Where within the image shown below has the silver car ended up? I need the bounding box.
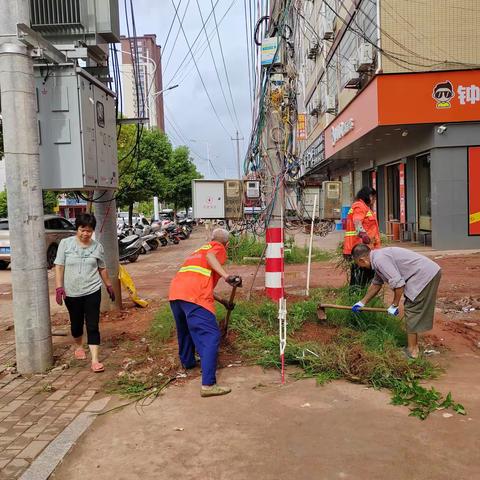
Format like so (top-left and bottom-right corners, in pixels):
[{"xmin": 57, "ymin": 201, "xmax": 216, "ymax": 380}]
[{"xmin": 0, "ymin": 214, "xmax": 76, "ymax": 270}]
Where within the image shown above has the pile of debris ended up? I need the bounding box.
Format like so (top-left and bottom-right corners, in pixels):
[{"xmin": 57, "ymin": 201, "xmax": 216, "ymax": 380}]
[{"xmin": 438, "ymin": 296, "xmax": 480, "ymax": 314}]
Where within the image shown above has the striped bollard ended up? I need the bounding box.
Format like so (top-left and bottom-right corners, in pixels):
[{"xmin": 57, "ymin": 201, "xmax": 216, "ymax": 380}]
[{"xmin": 265, "ymin": 227, "xmax": 284, "ymax": 300}]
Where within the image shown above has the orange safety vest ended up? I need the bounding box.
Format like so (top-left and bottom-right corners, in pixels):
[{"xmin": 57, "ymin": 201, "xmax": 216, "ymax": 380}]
[
  {"xmin": 343, "ymin": 200, "xmax": 381, "ymax": 255},
  {"xmin": 169, "ymin": 241, "xmax": 227, "ymax": 314}
]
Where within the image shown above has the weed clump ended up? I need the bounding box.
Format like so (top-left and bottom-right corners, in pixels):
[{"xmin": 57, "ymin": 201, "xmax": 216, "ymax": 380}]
[
  {"xmin": 227, "ymin": 234, "xmax": 333, "ymax": 264},
  {"xmin": 229, "ymin": 287, "xmax": 465, "ymax": 420}
]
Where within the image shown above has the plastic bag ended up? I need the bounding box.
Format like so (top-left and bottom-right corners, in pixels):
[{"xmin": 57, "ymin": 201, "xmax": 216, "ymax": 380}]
[{"xmin": 118, "ymin": 264, "xmax": 149, "ymax": 308}]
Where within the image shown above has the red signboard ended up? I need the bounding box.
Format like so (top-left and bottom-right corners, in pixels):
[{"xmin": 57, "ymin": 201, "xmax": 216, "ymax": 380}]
[
  {"xmin": 297, "ymin": 113, "xmax": 307, "ymax": 141},
  {"xmin": 399, "ymin": 163, "xmax": 406, "ymax": 224},
  {"xmin": 468, "ymin": 147, "xmax": 480, "ymax": 236}
]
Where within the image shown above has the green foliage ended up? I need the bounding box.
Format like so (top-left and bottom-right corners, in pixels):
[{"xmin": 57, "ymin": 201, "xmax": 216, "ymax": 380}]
[
  {"xmin": 227, "ymin": 234, "xmax": 333, "ymax": 264},
  {"xmin": 0, "ymin": 191, "xmax": 7, "ymax": 217},
  {"xmin": 0, "ymin": 190, "xmax": 58, "ymax": 217},
  {"xmin": 117, "ymin": 127, "xmax": 171, "ymax": 214},
  {"xmin": 158, "ymin": 146, "xmax": 202, "ymax": 211},
  {"xmin": 42, "ymin": 191, "xmax": 58, "ymax": 213},
  {"xmin": 391, "ymin": 378, "xmax": 466, "ymax": 420},
  {"xmin": 227, "ymin": 288, "xmax": 465, "ymax": 420},
  {"xmin": 148, "ymin": 305, "xmax": 175, "ymax": 347}
]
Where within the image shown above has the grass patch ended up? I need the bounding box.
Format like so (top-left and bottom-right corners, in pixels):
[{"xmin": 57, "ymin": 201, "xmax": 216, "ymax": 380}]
[
  {"xmin": 228, "ymin": 287, "xmax": 465, "ymax": 420},
  {"xmin": 148, "ymin": 305, "xmax": 176, "ymax": 347},
  {"xmin": 228, "ymin": 234, "xmax": 333, "ymax": 264}
]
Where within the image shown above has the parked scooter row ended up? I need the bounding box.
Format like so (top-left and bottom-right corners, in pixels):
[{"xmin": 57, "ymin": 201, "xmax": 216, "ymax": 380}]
[{"xmin": 116, "ymin": 217, "xmax": 196, "ymax": 263}]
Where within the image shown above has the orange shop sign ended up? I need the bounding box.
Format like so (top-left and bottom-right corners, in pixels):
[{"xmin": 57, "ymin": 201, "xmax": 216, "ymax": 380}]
[
  {"xmin": 378, "ymin": 70, "xmax": 480, "ymax": 125},
  {"xmin": 297, "ymin": 114, "xmax": 307, "ymax": 140}
]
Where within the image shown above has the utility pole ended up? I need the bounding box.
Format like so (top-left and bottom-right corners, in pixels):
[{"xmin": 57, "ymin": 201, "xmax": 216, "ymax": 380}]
[
  {"xmin": 0, "ymin": 0, "xmax": 53, "ymax": 372},
  {"xmin": 94, "ymin": 190, "xmax": 122, "ymax": 312},
  {"xmin": 231, "ymin": 130, "xmax": 244, "ymax": 180}
]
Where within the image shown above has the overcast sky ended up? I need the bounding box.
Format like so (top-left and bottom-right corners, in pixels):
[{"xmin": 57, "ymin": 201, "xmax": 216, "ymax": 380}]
[{"xmin": 119, "ymin": 0, "xmax": 253, "ymax": 179}]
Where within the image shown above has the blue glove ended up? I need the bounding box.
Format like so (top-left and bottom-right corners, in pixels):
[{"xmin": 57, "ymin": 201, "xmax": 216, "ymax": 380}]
[
  {"xmin": 387, "ymin": 305, "xmax": 399, "ymax": 316},
  {"xmin": 352, "ymin": 301, "xmax": 365, "ymax": 313}
]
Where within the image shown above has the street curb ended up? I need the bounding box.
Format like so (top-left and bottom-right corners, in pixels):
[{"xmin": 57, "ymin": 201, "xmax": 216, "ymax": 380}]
[{"xmin": 18, "ymin": 396, "xmax": 111, "ymax": 480}]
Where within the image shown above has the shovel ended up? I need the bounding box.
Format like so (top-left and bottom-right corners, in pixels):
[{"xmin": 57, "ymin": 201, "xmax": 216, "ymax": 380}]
[
  {"xmin": 317, "ymin": 303, "xmax": 389, "ymax": 321},
  {"xmin": 216, "ymin": 283, "xmax": 240, "ymax": 338}
]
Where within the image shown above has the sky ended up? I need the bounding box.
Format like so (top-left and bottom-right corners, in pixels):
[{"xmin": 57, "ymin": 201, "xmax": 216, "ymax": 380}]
[{"xmin": 119, "ymin": 0, "xmax": 253, "ymax": 179}]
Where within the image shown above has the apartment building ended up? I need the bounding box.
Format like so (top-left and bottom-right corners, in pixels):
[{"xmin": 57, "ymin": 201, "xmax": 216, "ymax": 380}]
[
  {"xmin": 296, "ymin": 0, "xmax": 480, "ymax": 249},
  {"xmin": 120, "ymin": 34, "xmax": 165, "ymax": 131}
]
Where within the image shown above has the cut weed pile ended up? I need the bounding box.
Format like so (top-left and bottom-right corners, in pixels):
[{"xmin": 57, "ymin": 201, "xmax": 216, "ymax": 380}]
[
  {"xmin": 228, "ymin": 287, "xmax": 465, "ymax": 420},
  {"xmin": 228, "ymin": 234, "xmax": 333, "ymax": 264}
]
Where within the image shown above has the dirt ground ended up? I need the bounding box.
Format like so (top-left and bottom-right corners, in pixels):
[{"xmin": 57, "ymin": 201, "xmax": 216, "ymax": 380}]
[{"xmin": 2, "ymin": 231, "xmax": 480, "ymax": 478}]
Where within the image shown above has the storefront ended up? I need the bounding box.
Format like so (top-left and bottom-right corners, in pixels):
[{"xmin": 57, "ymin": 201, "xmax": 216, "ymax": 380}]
[{"xmin": 304, "ymin": 69, "xmax": 480, "ymax": 250}]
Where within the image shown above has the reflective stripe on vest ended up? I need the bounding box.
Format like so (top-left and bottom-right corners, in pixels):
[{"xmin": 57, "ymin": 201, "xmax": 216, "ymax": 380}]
[
  {"xmin": 365, "ymin": 211, "xmax": 373, "ymax": 218},
  {"xmin": 178, "ymin": 265, "xmax": 212, "ymax": 277},
  {"xmin": 345, "ymin": 231, "xmax": 357, "ymax": 237},
  {"xmin": 195, "ymin": 244, "xmax": 213, "ymax": 252}
]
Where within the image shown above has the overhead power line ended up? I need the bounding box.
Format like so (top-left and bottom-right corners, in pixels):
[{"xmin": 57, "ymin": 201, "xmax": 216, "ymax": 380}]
[
  {"xmin": 170, "ymin": 0, "xmax": 233, "ymax": 137},
  {"xmin": 195, "ymin": 0, "xmax": 239, "ymax": 133}
]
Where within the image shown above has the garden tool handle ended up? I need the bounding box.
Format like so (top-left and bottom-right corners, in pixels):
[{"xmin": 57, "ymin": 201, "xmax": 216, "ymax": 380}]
[{"xmin": 318, "ymin": 303, "xmax": 388, "ymax": 313}]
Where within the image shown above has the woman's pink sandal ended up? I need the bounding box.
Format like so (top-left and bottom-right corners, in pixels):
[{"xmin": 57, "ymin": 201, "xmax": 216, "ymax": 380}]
[
  {"xmin": 74, "ymin": 348, "xmax": 87, "ymax": 360},
  {"xmin": 91, "ymin": 362, "xmax": 105, "ymax": 373}
]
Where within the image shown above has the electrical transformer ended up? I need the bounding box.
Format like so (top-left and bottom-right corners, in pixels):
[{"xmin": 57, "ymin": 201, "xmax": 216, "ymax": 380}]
[{"xmin": 35, "ymin": 65, "xmax": 118, "ymax": 190}]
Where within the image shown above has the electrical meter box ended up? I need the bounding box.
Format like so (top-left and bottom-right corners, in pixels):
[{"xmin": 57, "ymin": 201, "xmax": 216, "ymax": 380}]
[
  {"xmin": 224, "ymin": 180, "xmax": 243, "ymax": 220},
  {"xmin": 319, "ymin": 181, "xmax": 342, "ymax": 219},
  {"xmin": 192, "ymin": 180, "xmax": 225, "ymax": 219},
  {"xmin": 245, "ymin": 180, "xmax": 261, "ymax": 199},
  {"xmin": 303, "ymin": 187, "xmax": 320, "ymax": 219},
  {"xmin": 35, "ymin": 65, "xmax": 118, "ymax": 190}
]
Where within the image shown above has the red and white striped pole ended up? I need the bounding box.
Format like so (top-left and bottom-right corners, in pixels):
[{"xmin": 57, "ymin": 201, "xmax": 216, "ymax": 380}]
[{"xmin": 265, "ymin": 226, "xmax": 284, "ymax": 300}]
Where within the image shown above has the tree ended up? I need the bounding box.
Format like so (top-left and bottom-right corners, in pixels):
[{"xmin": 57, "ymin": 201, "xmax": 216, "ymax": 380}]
[
  {"xmin": 117, "ymin": 126, "xmax": 172, "ymax": 224},
  {"xmin": 0, "ymin": 191, "xmax": 7, "ymax": 218},
  {"xmin": 0, "ymin": 190, "xmax": 58, "ymax": 217},
  {"xmin": 159, "ymin": 146, "xmax": 202, "ymax": 213}
]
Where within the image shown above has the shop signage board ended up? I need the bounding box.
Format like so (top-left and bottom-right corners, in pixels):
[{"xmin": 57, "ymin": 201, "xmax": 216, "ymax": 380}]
[
  {"xmin": 468, "ymin": 147, "xmax": 480, "ymax": 236},
  {"xmin": 324, "ymin": 69, "xmax": 480, "ymax": 159},
  {"xmin": 302, "ymin": 133, "xmax": 325, "ymax": 173},
  {"xmin": 297, "ymin": 113, "xmax": 307, "ymax": 140}
]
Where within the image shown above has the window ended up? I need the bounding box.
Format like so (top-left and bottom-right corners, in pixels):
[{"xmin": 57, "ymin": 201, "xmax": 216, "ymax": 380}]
[
  {"xmin": 45, "ymin": 218, "xmax": 64, "ymax": 230},
  {"xmin": 0, "ymin": 221, "xmax": 9, "ymax": 230},
  {"xmin": 59, "ymin": 219, "xmax": 75, "ymax": 230}
]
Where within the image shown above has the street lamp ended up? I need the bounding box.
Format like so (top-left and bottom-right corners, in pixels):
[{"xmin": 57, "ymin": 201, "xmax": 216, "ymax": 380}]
[{"xmin": 151, "ymin": 84, "xmax": 179, "ymax": 99}]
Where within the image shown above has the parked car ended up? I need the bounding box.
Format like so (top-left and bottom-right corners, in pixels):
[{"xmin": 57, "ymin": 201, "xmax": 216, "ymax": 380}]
[{"xmin": 0, "ymin": 214, "xmax": 76, "ymax": 270}]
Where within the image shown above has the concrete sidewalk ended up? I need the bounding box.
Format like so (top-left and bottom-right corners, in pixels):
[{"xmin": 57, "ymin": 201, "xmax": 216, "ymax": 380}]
[{"xmin": 0, "ymin": 330, "xmax": 111, "ymax": 479}]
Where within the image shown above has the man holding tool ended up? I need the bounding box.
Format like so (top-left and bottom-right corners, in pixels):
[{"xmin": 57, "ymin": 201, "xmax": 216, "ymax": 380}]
[
  {"xmin": 169, "ymin": 228, "xmax": 242, "ymax": 397},
  {"xmin": 350, "ymin": 244, "xmax": 441, "ymax": 359}
]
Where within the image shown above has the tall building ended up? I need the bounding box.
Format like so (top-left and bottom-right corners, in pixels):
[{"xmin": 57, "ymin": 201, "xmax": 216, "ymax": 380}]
[
  {"xmin": 295, "ymin": 0, "xmax": 480, "ymax": 250},
  {"xmin": 120, "ymin": 34, "xmax": 165, "ymax": 131}
]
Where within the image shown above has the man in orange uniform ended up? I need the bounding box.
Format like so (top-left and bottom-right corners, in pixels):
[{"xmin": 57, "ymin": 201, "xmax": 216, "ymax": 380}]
[
  {"xmin": 169, "ymin": 228, "xmax": 242, "ymax": 397},
  {"xmin": 343, "ymin": 186, "xmax": 381, "ymax": 286}
]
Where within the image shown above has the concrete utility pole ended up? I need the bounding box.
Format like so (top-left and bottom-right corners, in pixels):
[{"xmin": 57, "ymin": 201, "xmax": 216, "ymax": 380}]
[
  {"xmin": 231, "ymin": 130, "xmax": 244, "ymax": 180},
  {"xmin": 0, "ymin": 0, "xmax": 53, "ymax": 372},
  {"xmin": 94, "ymin": 190, "xmax": 122, "ymax": 312}
]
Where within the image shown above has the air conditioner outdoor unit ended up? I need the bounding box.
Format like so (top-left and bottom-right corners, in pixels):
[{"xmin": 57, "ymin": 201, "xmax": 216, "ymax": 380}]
[
  {"xmin": 322, "ymin": 17, "xmax": 335, "ymax": 40},
  {"xmin": 307, "ymin": 42, "xmax": 319, "ymax": 59},
  {"xmin": 344, "ymin": 59, "xmax": 361, "ymax": 89},
  {"xmin": 356, "ymin": 43, "xmax": 374, "ymax": 72},
  {"xmin": 326, "ymin": 94, "xmax": 336, "ymax": 114}
]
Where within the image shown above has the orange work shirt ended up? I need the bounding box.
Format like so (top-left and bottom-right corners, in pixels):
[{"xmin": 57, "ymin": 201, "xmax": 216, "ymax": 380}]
[
  {"xmin": 169, "ymin": 241, "xmax": 227, "ymax": 314},
  {"xmin": 343, "ymin": 200, "xmax": 381, "ymax": 254}
]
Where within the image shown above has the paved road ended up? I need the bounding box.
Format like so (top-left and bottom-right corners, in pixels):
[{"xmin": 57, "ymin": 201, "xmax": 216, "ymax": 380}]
[{"xmin": 51, "ymin": 356, "xmax": 480, "ymax": 480}]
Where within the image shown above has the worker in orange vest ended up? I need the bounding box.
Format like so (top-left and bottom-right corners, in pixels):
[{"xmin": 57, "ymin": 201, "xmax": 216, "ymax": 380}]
[
  {"xmin": 169, "ymin": 228, "xmax": 242, "ymax": 397},
  {"xmin": 343, "ymin": 186, "xmax": 381, "ymax": 287}
]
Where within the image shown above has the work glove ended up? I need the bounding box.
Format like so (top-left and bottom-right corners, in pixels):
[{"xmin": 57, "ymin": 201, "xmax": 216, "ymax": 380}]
[
  {"xmin": 225, "ymin": 275, "xmax": 242, "ymax": 287},
  {"xmin": 358, "ymin": 232, "xmax": 371, "ymax": 245},
  {"xmin": 387, "ymin": 305, "xmax": 399, "ymax": 316},
  {"xmin": 56, "ymin": 287, "xmax": 66, "ymax": 306},
  {"xmin": 106, "ymin": 285, "xmax": 116, "ymax": 302},
  {"xmin": 352, "ymin": 301, "xmax": 365, "ymax": 313}
]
